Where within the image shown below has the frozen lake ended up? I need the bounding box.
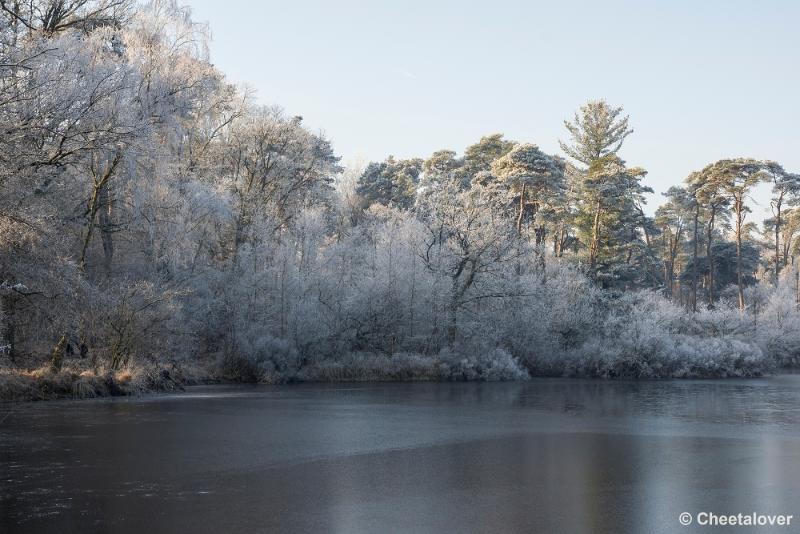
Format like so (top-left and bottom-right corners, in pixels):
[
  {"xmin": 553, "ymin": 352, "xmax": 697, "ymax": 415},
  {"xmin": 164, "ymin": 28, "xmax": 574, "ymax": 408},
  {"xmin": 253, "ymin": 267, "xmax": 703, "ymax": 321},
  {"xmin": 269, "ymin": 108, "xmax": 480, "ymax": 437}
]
[{"xmin": 3, "ymin": 378, "xmax": 800, "ymax": 533}]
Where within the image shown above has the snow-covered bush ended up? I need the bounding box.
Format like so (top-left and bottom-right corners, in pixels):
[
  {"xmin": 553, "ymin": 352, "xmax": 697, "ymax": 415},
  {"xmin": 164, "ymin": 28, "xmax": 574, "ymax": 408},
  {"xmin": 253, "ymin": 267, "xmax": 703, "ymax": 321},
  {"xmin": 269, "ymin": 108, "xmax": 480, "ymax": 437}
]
[
  {"xmin": 222, "ymin": 332, "xmax": 299, "ymax": 383},
  {"xmin": 298, "ymin": 348, "xmax": 528, "ymax": 382},
  {"xmin": 555, "ymin": 335, "xmax": 768, "ymax": 378},
  {"xmin": 754, "ymin": 286, "xmax": 800, "ymax": 366},
  {"xmin": 436, "ymin": 347, "xmax": 530, "ymax": 381},
  {"xmin": 521, "ymin": 286, "xmax": 774, "ymax": 378}
]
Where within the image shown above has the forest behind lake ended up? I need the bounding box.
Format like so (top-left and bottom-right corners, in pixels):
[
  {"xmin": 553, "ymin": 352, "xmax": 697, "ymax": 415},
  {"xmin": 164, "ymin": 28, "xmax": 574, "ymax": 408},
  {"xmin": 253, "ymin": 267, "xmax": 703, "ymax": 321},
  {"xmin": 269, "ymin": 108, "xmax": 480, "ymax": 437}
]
[{"xmin": 2, "ymin": 1, "xmax": 800, "ymax": 400}]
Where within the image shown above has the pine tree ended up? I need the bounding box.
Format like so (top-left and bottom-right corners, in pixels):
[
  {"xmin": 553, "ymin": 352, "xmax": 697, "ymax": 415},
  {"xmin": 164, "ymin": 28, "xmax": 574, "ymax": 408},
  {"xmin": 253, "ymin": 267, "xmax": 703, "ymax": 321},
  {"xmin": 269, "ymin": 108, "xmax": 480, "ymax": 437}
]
[
  {"xmin": 560, "ymin": 100, "xmax": 651, "ymax": 285},
  {"xmin": 655, "ymin": 186, "xmax": 693, "ymax": 299},
  {"xmin": 463, "ymin": 134, "xmax": 515, "ymax": 176},
  {"xmin": 696, "ymin": 159, "xmax": 767, "ymax": 310},
  {"xmin": 356, "ymin": 156, "xmax": 422, "ymax": 210},
  {"xmin": 491, "ymin": 144, "xmax": 566, "ymax": 243},
  {"xmin": 764, "ymin": 163, "xmax": 800, "ymax": 279},
  {"xmin": 687, "ymin": 170, "xmax": 731, "ymax": 307},
  {"xmin": 559, "ymin": 99, "xmax": 632, "ymax": 166},
  {"xmin": 579, "ymin": 155, "xmax": 650, "ymax": 285}
]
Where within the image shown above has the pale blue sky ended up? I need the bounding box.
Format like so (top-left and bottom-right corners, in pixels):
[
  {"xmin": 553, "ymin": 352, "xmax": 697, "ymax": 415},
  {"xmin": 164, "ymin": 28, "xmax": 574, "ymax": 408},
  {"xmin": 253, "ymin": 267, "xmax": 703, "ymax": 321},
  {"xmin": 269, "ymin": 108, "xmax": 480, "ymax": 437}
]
[{"xmin": 187, "ymin": 0, "xmax": 799, "ymax": 215}]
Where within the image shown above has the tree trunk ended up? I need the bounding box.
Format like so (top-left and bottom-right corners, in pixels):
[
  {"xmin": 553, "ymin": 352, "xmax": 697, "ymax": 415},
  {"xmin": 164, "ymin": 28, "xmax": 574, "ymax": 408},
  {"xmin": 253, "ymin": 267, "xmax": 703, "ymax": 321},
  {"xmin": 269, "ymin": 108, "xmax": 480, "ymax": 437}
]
[
  {"xmin": 79, "ymin": 186, "xmax": 101, "ymax": 272},
  {"xmin": 448, "ymin": 260, "xmax": 478, "ymax": 345},
  {"xmin": 735, "ymin": 194, "xmax": 745, "ymax": 311},
  {"xmin": 516, "ymin": 184, "xmax": 526, "ymax": 235},
  {"xmin": 534, "ymin": 226, "xmax": 546, "ymax": 247},
  {"xmin": 554, "ymin": 226, "xmax": 565, "ymax": 257},
  {"xmin": 79, "ymin": 153, "xmax": 121, "ymax": 273},
  {"xmin": 775, "ymin": 195, "xmax": 783, "ymax": 280},
  {"xmin": 447, "ymin": 305, "xmax": 457, "ymax": 344},
  {"xmin": 783, "ymin": 237, "xmax": 791, "ymax": 268},
  {"xmin": 706, "ymin": 206, "xmax": 716, "ymax": 306},
  {"xmin": 664, "ymin": 232, "xmax": 674, "ymax": 299},
  {"xmin": 691, "ymin": 201, "xmax": 699, "ymax": 312},
  {"xmin": 97, "ymin": 184, "xmax": 114, "ymax": 274},
  {"xmin": 589, "ymin": 199, "xmax": 602, "ymax": 272},
  {"xmin": 447, "ymin": 280, "xmax": 459, "ymax": 345},
  {"xmin": 409, "ymin": 249, "xmax": 415, "ymax": 339},
  {"xmin": 232, "ymin": 199, "xmax": 248, "ymax": 263}
]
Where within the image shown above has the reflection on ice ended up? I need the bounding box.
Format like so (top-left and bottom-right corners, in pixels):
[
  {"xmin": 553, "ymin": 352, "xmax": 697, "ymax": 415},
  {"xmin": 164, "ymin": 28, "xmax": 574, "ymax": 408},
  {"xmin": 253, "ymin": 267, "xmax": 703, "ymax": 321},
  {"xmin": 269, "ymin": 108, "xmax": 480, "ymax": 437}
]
[{"xmin": 3, "ymin": 378, "xmax": 800, "ymax": 534}]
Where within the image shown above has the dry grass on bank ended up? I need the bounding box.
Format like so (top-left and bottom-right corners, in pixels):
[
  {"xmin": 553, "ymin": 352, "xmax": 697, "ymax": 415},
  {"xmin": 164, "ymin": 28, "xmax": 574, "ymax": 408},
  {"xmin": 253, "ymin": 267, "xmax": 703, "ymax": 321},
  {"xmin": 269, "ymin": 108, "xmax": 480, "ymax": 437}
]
[{"xmin": 0, "ymin": 360, "xmax": 214, "ymax": 401}]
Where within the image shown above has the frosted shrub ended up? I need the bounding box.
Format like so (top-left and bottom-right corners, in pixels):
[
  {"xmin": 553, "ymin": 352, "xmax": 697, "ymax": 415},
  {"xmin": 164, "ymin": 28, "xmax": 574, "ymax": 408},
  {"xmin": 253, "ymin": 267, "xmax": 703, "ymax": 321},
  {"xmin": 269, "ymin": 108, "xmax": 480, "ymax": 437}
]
[
  {"xmin": 222, "ymin": 332, "xmax": 299, "ymax": 383},
  {"xmin": 667, "ymin": 337, "xmax": 769, "ymax": 377},
  {"xmin": 555, "ymin": 333, "xmax": 768, "ymax": 378},
  {"xmin": 298, "ymin": 352, "xmax": 438, "ymax": 382},
  {"xmin": 436, "ymin": 347, "xmax": 529, "ymax": 381},
  {"xmin": 756, "ymin": 286, "xmax": 800, "ymax": 366},
  {"xmin": 520, "ymin": 286, "xmax": 773, "ymax": 378},
  {"xmin": 297, "ymin": 348, "xmax": 528, "ymax": 382},
  {"xmin": 692, "ymin": 305, "xmax": 754, "ymax": 338},
  {"xmin": 477, "ymin": 348, "xmax": 531, "ymax": 381}
]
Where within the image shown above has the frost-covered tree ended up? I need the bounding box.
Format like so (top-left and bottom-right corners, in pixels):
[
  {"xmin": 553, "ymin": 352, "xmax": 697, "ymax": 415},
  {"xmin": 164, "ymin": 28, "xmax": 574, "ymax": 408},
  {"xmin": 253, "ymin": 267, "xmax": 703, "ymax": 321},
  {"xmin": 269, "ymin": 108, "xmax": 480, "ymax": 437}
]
[
  {"xmin": 559, "ymin": 101, "xmax": 653, "ymax": 286},
  {"xmin": 765, "ymin": 207, "xmax": 800, "ymax": 269},
  {"xmin": 356, "ymin": 155, "xmax": 422, "ymax": 209},
  {"xmin": 416, "ymin": 173, "xmax": 518, "ymax": 343},
  {"xmin": 686, "ymin": 169, "xmax": 731, "ymax": 307},
  {"xmin": 577, "ymin": 155, "xmax": 650, "ymax": 285},
  {"xmin": 655, "ymin": 186, "xmax": 692, "ymax": 299},
  {"xmin": 491, "ymin": 143, "xmax": 565, "ymax": 243},
  {"xmin": 223, "ymin": 109, "xmax": 340, "ymax": 257},
  {"xmin": 0, "ymin": 0, "xmax": 132, "ymax": 36},
  {"xmin": 696, "ymin": 159, "xmax": 767, "ymax": 310},
  {"xmin": 462, "ymin": 133, "xmax": 515, "ymax": 176},
  {"xmin": 422, "ymin": 149, "xmax": 464, "ymax": 188},
  {"xmin": 559, "ymin": 99, "xmax": 633, "ymax": 167},
  {"xmin": 763, "ymin": 163, "xmax": 800, "ymax": 278}
]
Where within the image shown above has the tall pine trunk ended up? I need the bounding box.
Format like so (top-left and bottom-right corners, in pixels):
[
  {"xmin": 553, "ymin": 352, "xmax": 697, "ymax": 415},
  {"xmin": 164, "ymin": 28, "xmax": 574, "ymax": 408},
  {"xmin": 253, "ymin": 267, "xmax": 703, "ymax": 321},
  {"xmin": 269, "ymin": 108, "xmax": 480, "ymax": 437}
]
[
  {"xmin": 734, "ymin": 193, "xmax": 745, "ymax": 311},
  {"xmin": 589, "ymin": 199, "xmax": 602, "ymax": 272},
  {"xmin": 691, "ymin": 201, "xmax": 699, "ymax": 312},
  {"xmin": 516, "ymin": 183, "xmax": 526, "ymax": 235},
  {"xmin": 775, "ymin": 194, "xmax": 783, "ymax": 280},
  {"xmin": 705, "ymin": 206, "xmax": 716, "ymax": 306}
]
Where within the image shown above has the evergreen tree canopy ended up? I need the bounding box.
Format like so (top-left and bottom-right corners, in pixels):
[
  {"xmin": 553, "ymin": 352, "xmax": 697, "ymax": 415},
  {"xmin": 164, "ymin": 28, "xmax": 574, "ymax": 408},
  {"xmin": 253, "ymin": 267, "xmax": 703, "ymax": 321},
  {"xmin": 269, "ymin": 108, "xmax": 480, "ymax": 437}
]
[{"xmin": 356, "ymin": 156, "xmax": 422, "ymax": 209}]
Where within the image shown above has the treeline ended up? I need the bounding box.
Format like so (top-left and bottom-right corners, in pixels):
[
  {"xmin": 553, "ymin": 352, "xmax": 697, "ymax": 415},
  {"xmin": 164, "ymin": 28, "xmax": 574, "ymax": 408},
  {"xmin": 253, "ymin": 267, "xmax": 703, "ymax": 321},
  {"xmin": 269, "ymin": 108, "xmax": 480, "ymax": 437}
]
[
  {"xmin": 356, "ymin": 114, "xmax": 800, "ymax": 309},
  {"xmin": 1, "ymin": 1, "xmax": 799, "ymax": 397}
]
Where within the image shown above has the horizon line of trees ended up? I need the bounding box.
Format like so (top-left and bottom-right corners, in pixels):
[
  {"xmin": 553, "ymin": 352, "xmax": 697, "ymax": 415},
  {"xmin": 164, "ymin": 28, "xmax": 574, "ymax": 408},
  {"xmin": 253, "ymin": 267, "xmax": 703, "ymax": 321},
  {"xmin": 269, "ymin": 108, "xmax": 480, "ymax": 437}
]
[{"xmin": 354, "ymin": 113, "xmax": 800, "ymax": 313}]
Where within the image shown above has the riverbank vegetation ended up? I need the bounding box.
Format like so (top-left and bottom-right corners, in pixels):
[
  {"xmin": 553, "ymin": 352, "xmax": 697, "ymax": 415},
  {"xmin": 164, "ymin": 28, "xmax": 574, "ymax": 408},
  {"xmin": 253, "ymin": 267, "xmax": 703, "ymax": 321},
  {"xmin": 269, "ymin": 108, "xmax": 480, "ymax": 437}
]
[{"xmin": 2, "ymin": 1, "xmax": 800, "ymax": 399}]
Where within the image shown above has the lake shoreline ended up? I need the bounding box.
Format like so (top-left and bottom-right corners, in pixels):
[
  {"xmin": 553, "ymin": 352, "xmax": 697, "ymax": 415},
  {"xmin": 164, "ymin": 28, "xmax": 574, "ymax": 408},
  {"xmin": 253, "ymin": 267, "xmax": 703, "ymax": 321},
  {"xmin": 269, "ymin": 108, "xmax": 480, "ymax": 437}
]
[{"xmin": 1, "ymin": 359, "xmax": 790, "ymax": 403}]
